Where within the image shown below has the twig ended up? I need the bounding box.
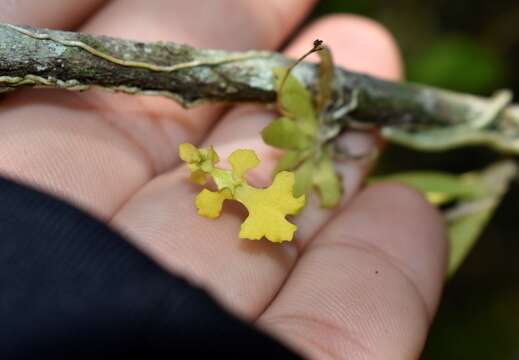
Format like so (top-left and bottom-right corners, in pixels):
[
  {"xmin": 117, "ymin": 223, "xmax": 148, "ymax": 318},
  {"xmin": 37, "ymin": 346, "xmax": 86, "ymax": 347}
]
[{"xmin": 1, "ymin": 23, "xmax": 519, "ymax": 154}]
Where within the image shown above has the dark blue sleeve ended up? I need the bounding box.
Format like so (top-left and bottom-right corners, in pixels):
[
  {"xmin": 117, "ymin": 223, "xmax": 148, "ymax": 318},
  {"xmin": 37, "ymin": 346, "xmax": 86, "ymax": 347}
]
[{"xmin": 0, "ymin": 176, "xmax": 302, "ymax": 359}]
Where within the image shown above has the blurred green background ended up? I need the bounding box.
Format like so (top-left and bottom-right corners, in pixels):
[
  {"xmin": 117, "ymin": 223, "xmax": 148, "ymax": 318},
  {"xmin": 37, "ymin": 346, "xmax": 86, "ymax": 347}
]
[{"xmin": 312, "ymin": 1, "xmax": 519, "ymax": 358}]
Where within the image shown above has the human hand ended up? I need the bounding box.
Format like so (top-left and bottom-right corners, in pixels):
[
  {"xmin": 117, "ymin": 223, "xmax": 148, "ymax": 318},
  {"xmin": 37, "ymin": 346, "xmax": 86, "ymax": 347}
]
[{"xmin": 0, "ymin": 1, "xmax": 447, "ymax": 358}]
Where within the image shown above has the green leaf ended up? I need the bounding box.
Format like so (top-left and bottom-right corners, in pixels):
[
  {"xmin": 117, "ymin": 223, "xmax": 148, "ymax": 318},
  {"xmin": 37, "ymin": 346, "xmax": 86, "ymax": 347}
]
[
  {"xmin": 446, "ymin": 161, "xmax": 518, "ymax": 276},
  {"xmin": 447, "ymin": 206, "xmax": 494, "ymax": 277},
  {"xmin": 273, "ymin": 67, "xmax": 317, "ymax": 135},
  {"xmin": 274, "ymin": 150, "xmax": 306, "ymax": 174},
  {"xmin": 313, "ymin": 154, "xmax": 342, "ymax": 208},
  {"xmin": 381, "ymin": 120, "xmax": 519, "ymax": 156},
  {"xmin": 372, "ymin": 161, "xmax": 517, "ymax": 277},
  {"xmin": 293, "ymin": 160, "xmax": 315, "ymax": 198},
  {"xmin": 261, "ymin": 117, "xmax": 312, "ymax": 150},
  {"xmin": 372, "ymin": 171, "xmax": 486, "ymax": 205}
]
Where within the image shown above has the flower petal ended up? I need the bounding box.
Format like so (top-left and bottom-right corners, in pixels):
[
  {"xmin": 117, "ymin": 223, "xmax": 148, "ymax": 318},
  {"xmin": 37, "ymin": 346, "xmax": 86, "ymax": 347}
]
[{"xmin": 195, "ymin": 188, "xmax": 232, "ymax": 219}]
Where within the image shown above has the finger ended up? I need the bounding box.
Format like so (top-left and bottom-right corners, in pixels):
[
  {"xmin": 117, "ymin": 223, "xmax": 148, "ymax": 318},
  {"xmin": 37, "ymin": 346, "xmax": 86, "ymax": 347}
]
[
  {"xmin": 203, "ymin": 14, "xmax": 402, "ymax": 249},
  {"xmin": 110, "ymin": 15, "xmax": 403, "ymax": 320},
  {"xmin": 258, "ymin": 183, "xmax": 448, "ymax": 360},
  {"xmin": 82, "ymin": 0, "xmax": 316, "ymax": 48},
  {"xmin": 0, "ymin": 0, "xmax": 315, "ymax": 219},
  {"xmin": 0, "ymin": 0, "xmax": 106, "ymax": 29}
]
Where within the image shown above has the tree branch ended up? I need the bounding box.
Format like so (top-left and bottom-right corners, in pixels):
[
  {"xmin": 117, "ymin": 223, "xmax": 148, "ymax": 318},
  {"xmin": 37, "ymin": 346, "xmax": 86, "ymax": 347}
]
[{"xmin": 1, "ymin": 23, "xmax": 519, "ymax": 154}]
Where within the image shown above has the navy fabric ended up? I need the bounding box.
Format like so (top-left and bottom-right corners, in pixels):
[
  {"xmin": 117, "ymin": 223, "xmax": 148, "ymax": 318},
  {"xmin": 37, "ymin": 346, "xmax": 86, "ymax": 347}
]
[{"xmin": 0, "ymin": 176, "xmax": 301, "ymax": 359}]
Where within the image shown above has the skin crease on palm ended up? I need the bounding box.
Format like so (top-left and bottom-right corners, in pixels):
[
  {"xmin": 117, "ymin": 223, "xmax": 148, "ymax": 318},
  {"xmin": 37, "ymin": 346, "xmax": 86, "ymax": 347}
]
[{"xmin": 0, "ymin": 1, "xmax": 448, "ymax": 359}]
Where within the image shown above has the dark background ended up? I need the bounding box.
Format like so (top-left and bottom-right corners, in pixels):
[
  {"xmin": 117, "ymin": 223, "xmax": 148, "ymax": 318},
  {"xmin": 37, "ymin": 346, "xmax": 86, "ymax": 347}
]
[{"xmin": 312, "ymin": 1, "xmax": 519, "ymax": 358}]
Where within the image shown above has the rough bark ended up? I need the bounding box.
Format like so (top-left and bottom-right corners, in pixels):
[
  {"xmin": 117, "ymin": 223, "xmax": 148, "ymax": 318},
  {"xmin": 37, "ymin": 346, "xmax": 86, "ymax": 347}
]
[{"xmin": 1, "ymin": 23, "xmax": 518, "ymax": 153}]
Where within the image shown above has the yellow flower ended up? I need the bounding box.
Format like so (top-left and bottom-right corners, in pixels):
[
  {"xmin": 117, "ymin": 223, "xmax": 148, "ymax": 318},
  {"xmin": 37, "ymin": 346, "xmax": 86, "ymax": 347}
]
[{"xmin": 179, "ymin": 143, "xmax": 306, "ymax": 242}]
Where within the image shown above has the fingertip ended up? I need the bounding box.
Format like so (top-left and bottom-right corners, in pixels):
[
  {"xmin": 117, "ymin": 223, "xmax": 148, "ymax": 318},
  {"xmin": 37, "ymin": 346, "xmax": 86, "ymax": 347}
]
[
  {"xmin": 287, "ymin": 13, "xmax": 403, "ymax": 80},
  {"xmin": 346, "ymin": 181, "xmax": 449, "ymax": 310},
  {"xmin": 363, "ymin": 181, "xmax": 446, "ymax": 231},
  {"xmin": 258, "ymin": 181, "xmax": 449, "ymax": 359}
]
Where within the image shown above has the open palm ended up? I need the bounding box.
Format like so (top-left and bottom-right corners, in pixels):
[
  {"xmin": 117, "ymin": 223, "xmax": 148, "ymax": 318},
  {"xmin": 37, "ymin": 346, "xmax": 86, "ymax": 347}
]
[{"xmin": 0, "ymin": 1, "xmax": 447, "ymax": 358}]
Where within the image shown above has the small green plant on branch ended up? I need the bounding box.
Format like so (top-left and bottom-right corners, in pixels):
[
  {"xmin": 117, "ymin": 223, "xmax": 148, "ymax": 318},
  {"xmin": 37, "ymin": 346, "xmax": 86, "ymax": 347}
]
[{"xmin": 1, "ymin": 24, "xmax": 517, "ymax": 275}]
